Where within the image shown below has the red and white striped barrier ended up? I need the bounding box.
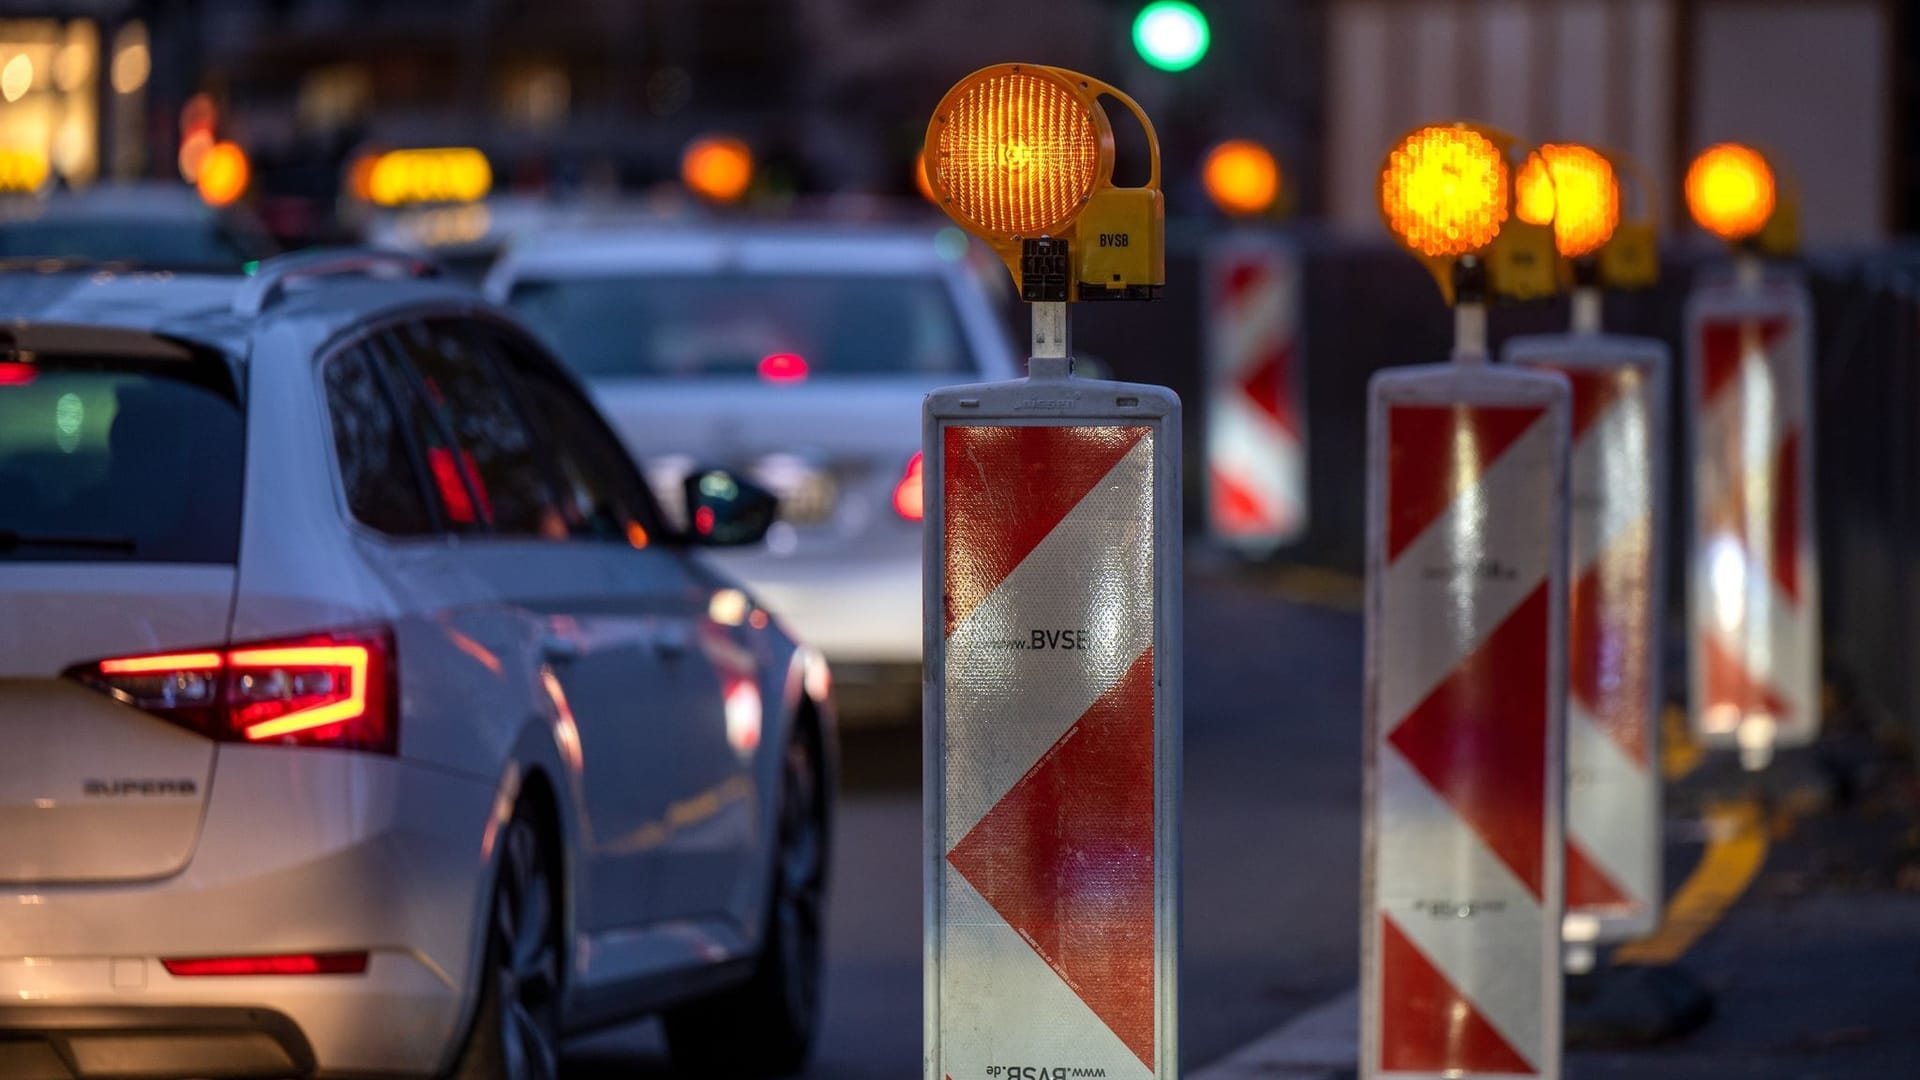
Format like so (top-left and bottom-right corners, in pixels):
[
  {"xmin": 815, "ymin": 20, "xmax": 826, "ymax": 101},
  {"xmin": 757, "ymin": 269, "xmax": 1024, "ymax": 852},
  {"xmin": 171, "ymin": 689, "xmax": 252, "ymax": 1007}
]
[
  {"xmin": 1204, "ymin": 235, "xmax": 1307, "ymax": 552},
  {"xmin": 1506, "ymin": 334, "xmax": 1668, "ymax": 945},
  {"xmin": 1684, "ymin": 269, "xmax": 1819, "ymax": 759},
  {"xmin": 1363, "ymin": 365, "xmax": 1570, "ymax": 1080},
  {"xmin": 924, "ymin": 373, "xmax": 1181, "ymax": 1080}
]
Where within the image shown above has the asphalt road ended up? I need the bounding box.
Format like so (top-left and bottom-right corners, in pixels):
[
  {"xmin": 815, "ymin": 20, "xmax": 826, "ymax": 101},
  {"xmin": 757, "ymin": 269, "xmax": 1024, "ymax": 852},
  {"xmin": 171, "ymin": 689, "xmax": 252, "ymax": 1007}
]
[{"xmin": 568, "ymin": 568, "xmax": 1365, "ymax": 1077}]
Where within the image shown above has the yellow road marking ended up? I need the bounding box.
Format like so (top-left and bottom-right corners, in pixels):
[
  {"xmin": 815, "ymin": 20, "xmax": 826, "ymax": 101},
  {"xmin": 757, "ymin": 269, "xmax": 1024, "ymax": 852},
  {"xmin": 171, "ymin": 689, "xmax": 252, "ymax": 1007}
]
[
  {"xmin": 1661, "ymin": 703, "xmax": 1704, "ymax": 781},
  {"xmin": 1614, "ymin": 797, "xmax": 1768, "ymax": 967}
]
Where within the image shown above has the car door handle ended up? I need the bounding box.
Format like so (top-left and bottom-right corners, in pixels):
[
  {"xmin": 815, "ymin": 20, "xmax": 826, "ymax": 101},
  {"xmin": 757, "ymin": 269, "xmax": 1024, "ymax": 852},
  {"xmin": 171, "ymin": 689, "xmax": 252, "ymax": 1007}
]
[
  {"xmin": 541, "ymin": 636, "xmax": 581, "ymax": 664},
  {"xmin": 651, "ymin": 625, "xmax": 691, "ymax": 660}
]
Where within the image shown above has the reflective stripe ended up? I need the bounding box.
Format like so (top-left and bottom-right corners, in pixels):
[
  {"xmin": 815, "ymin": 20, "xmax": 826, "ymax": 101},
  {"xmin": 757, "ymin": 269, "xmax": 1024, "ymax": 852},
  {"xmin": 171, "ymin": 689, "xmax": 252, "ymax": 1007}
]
[{"xmin": 1364, "ymin": 367, "xmax": 1568, "ymax": 1080}]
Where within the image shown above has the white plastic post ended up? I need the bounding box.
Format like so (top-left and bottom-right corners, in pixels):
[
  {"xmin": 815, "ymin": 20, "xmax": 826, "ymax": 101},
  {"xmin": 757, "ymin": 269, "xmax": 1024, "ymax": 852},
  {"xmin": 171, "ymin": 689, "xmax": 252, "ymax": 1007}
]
[
  {"xmin": 1203, "ymin": 234, "xmax": 1307, "ymax": 552},
  {"xmin": 1683, "ymin": 260, "xmax": 1819, "ymax": 765},
  {"xmin": 1505, "ymin": 331, "xmax": 1670, "ymax": 948},
  {"xmin": 924, "ymin": 321, "xmax": 1182, "ymax": 1080},
  {"xmin": 1362, "ymin": 313, "xmax": 1570, "ymax": 1079}
]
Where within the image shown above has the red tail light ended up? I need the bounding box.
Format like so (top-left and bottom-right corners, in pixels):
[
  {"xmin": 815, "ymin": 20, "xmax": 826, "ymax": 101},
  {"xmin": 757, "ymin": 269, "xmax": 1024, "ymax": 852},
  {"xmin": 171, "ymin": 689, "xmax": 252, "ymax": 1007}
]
[
  {"xmin": 0, "ymin": 361, "xmax": 36, "ymax": 386},
  {"xmin": 758, "ymin": 352, "xmax": 809, "ymax": 383},
  {"xmin": 893, "ymin": 452, "xmax": 924, "ymax": 522},
  {"xmin": 74, "ymin": 628, "xmax": 397, "ymax": 754},
  {"xmin": 163, "ymin": 952, "xmax": 368, "ymax": 977}
]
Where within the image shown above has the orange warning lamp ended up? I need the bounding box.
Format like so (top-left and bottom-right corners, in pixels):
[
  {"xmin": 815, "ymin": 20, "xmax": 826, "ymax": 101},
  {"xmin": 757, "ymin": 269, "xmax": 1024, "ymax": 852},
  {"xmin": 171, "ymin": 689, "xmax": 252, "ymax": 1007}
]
[
  {"xmin": 1685, "ymin": 143, "xmax": 1774, "ymax": 244},
  {"xmin": 1202, "ymin": 139, "xmax": 1281, "ymax": 218},
  {"xmin": 1528, "ymin": 144, "xmax": 1619, "ymax": 260},
  {"xmin": 1378, "ymin": 122, "xmax": 1557, "ymax": 304},
  {"xmin": 196, "ymin": 141, "xmax": 250, "ymax": 207},
  {"xmin": 925, "ymin": 63, "xmax": 1164, "ymax": 301},
  {"xmin": 682, "ymin": 135, "xmax": 753, "ymax": 205}
]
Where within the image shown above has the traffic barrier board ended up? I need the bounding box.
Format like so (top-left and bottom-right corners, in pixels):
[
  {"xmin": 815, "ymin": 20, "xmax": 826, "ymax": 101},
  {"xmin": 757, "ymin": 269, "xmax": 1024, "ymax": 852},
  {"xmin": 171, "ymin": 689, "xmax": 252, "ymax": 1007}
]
[
  {"xmin": 924, "ymin": 373, "xmax": 1182, "ymax": 1080},
  {"xmin": 1506, "ymin": 333, "xmax": 1668, "ymax": 944},
  {"xmin": 1683, "ymin": 267, "xmax": 1819, "ymax": 757},
  {"xmin": 1363, "ymin": 364, "xmax": 1570, "ymax": 1080},
  {"xmin": 1204, "ymin": 234, "xmax": 1307, "ymax": 552}
]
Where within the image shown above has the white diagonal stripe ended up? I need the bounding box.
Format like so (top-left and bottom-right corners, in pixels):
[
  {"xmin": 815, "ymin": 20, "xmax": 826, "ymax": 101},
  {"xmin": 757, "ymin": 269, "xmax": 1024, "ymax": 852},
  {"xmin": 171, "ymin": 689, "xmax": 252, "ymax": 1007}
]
[
  {"xmin": 1566, "ymin": 697, "xmax": 1659, "ymax": 913},
  {"xmin": 943, "ymin": 435, "xmax": 1157, "ymax": 843},
  {"xmin": 1375, "ymin": 749, "xmax": 1548, "ymax": 1068},
  {"xmin": 1378, "ymin": 413, "xmax": 1557, "ymax": 727},
  {"xmin": 940, "ymin": 866, "xmax": 1157, "ymax": 1080}
]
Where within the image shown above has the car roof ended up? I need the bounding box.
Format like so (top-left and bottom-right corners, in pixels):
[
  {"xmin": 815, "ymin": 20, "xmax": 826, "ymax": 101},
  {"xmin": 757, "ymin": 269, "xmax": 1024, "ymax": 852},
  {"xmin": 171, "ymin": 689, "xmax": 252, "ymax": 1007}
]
[
  {"xmin": 6, "ymin": 183, "xmax": 226, "ymax": 225},
  {"xmin": 493, "ymin": 222, "xmax": 966, "ymax": 280},
  {"xmin": 0, "ymin": 264, "xmax": 485, "ymax": 357}
]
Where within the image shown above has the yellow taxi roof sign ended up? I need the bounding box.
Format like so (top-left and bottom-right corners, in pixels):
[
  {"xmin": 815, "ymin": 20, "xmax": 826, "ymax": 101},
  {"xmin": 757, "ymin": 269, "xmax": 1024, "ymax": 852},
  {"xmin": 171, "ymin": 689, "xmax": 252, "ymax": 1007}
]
[{"xmin": 361, "ymin": 147, "xmax": 492, "ymax": 207}]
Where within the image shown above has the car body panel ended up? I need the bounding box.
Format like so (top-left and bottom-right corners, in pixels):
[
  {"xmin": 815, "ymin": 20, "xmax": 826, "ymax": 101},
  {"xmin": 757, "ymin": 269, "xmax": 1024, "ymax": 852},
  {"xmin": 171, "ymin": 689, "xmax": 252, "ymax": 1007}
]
[{"xmin": 0, "ymin": 266, "xmax": 834, "ymax": 1076}]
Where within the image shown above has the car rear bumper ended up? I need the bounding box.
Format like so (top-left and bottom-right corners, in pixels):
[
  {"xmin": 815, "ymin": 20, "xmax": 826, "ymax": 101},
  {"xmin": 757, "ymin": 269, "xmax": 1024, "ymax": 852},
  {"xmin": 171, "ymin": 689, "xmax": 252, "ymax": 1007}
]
[
  {"xmin": 0, "ymin": 1005, "xmax": 314, "ymax": 1079},
  {"xmin": 0, "ymin": 750, "xmax": 499, "ymax": 1078},
  {"xmin": 722, "ymin": 552, "xmax": 922, "ymax": 665}
]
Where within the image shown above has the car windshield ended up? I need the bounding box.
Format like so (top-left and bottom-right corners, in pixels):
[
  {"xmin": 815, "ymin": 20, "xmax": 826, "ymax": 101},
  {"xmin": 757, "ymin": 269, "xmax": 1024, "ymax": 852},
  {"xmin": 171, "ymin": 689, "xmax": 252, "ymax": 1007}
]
[
  {"xmin": 0, "ymin": 220, "xmax": 264, "ymax": 271},
  {"xmin": 507, "ymin": 272, "xmax": 976, "ymax": 379},
  {"xmin": 0, "ymin": 352, "xmax": 244, "ymax": 562}
]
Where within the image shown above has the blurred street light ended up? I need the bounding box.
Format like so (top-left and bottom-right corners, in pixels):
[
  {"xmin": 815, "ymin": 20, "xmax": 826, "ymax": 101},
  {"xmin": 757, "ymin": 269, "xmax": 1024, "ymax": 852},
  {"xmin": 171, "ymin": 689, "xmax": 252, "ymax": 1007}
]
[
  {"xmin": 682, "ymin": 135, "xmax": 754, "ymax": 204},
  {"xmin": 1133, "ymin": 1, "xmax": 1210, "ymax": 72},
  {"xmin": 1, "ymin": 54, "xmax": 31, "ymax": 103},
  {"xmin": 1202, "ymin": 139, "xmax": 1281, "ymax": 217},
  {"xmin": 109, "ymin": 23, "xmax": 147, "ymax": 95},
  {"xmin": 196, "ymin": 141, "xmax": 249, "ymax": 206}
]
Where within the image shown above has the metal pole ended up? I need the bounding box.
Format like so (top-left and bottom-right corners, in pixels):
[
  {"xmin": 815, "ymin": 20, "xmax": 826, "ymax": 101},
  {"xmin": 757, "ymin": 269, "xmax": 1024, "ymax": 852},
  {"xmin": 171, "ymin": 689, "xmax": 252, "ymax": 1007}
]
[{"xmin": 1030, "ymin": 300, "xmax": 1072, "ymax": 378}]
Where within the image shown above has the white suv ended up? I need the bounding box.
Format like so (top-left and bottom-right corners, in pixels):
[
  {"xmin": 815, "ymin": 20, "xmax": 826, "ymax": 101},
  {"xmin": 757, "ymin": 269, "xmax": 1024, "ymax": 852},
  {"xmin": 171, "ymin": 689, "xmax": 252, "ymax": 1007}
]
[
  {"xmin": 486, "ymin": 224, "xmax": 1021, "ymax": 720},
  {"xmin": 0, "ymin": 251, "xmax": 834, "ymax": 1079}
]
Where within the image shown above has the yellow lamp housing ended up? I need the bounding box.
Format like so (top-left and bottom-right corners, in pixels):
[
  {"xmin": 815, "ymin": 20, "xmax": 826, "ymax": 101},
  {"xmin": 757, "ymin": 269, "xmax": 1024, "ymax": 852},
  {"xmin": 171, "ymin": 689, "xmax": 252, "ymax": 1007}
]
[
  {"xmin": 1377, "ymin": 122, "xmax": 1557, "ymax": 305},
  {"xmin": 924, "ymin": 63, "xmax": 1164, "ymax": 302},
  {"xmin": 1595, "ymin": 149, "xmax": 1660, "ymax": 290}
]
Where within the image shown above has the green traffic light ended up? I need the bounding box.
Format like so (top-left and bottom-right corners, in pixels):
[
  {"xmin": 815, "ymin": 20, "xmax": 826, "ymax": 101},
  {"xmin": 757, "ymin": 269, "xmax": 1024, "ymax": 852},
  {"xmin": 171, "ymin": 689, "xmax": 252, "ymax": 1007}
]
[{"xmin": 1133, "ymin": 1, "xmax": 1210, "ymax": 72}]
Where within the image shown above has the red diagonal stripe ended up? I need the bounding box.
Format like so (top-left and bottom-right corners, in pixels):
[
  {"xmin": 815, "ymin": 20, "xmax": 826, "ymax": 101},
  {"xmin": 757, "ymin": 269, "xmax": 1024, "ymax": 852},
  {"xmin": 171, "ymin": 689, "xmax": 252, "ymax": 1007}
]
[
  {"xmin": 1379, "ymin": 914, "xmax": 1535, "ymax": 1074},
  {"xmin": 1560, "ymin": 364, "xmax": 1634, "ymax": 442},
  {"xmin": 1209, "ymin": 463, "xmax": 1282, "ymax": 534},
  {"xmin": 1773, "ymin": 428, "xmax": 1802, "ymax": 603},
  {"xmin": 1702, "ymin": 634, "xmax": 1793, "ymax": 724},
  {"xmin": 1219, "ymin": 260, "xmax": 1266, "ymax": 306},
  {"xmin": 947, "ymin": 649, "xmax": 1157, "ymax": 1070},
  {"xmin": 1567, "ymin": 839, "xmax": 1635, "ymax": 910},
  {"xmin": 1699, "ymin": 317, "xmax": 1786, "ymax": 405},
  {"xmin": 1569, "ymin": 527, "xmax": 1653, "ymax": 767},
  {"xmin": 1389, "ymin": 584, "xmax": 1552, "ymax": 899},
  {"xmin": 1387, "ymin": 404, "xmax": 1545, "ymax": 561},
  {"xmin": 942, "ymin": 425, "xmax": 1149, "ymax": 636},
  {"xmin": 1237, "ymin": 342, "xmax": 1302, "ymax": 440}
]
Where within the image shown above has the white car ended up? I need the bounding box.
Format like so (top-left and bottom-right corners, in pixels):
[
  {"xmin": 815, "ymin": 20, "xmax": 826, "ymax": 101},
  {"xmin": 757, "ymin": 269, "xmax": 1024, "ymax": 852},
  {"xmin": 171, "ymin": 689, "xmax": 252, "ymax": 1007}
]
[
  {"xmin": 0, "ymin": 251, "xmax": 834, "ymax": 1079},
  {"xmin": 486, "ymin": 224, "xmax": 1020, "ymax": 718}
]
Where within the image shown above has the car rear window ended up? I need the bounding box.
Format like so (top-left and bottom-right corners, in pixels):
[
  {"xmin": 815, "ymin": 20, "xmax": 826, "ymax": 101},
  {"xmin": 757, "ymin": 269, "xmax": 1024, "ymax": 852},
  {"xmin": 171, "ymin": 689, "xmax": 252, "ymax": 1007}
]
[
  {"xmin": 506, "ymin": 273, "xmax": 975, "ymax": 379},
  {"xmin": 0, "ymin": 353, "xmax": 243, "ymax": 562}
]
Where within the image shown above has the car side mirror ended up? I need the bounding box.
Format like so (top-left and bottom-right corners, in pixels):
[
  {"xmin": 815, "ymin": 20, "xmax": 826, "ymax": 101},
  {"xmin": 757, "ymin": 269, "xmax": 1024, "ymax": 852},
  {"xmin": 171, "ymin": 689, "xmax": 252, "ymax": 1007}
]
[{"xmin": 682, "ymin": 467, "xmax": 778, "ymax": 547}]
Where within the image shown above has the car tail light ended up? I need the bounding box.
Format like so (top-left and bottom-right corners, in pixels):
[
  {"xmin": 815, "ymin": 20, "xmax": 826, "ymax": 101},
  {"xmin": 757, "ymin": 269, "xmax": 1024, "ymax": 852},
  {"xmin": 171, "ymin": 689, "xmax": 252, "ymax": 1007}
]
[
  {"xmin": 893, "ymin": 452, "xmax": 924, "ymax": 522},
  {"xmin": 163, "ymin": 952, "xmax": 368, "ymax": 977},
  {"xmin": 74, "ymin": 628, "xmax": 397, "ymax": 754},
  {"xmin": 0, "ymin": 361, "xmax": 36, "ymax": 386},
  {"xmin": 758, "ymin": 352, "xmax": 809, "ymax": 383}
]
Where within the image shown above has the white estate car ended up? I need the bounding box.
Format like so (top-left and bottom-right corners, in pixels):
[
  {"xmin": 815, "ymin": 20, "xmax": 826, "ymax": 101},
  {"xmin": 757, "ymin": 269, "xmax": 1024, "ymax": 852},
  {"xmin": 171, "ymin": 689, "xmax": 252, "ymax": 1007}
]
[
  {"xmin": 0, "ymin": 251, "xmax": 834, "ymax": 1079},
  {"xmin": 486, "ymin": 224, "xmax": 1021, "ymax": 718}
]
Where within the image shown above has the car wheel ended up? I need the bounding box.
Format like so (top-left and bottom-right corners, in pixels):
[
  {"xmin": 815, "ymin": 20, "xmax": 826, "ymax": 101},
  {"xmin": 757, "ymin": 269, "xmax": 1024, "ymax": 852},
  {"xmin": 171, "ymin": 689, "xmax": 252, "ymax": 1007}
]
[
  {"xmin": 664, "ymin": 725, "xmax": 827, "ymax": 1078},
  {"xmin": 450, "ymin": 808, "xmax": 563, "ymax": 1080}
]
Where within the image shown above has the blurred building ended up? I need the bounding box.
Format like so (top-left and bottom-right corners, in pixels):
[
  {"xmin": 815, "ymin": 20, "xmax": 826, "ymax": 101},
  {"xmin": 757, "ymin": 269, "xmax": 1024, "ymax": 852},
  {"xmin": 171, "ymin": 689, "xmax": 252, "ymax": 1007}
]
[{"xmin": 1325, "ymin": 0, "xmax": 1895, "ymax": 246}]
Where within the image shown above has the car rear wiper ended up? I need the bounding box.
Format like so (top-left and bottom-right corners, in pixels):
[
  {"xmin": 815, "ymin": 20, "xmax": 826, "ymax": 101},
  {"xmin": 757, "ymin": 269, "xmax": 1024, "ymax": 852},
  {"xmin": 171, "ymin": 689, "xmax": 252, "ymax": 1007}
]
[{"xmin": 0, "ymin": 529, "xmax": 138, "ymax": 554}]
